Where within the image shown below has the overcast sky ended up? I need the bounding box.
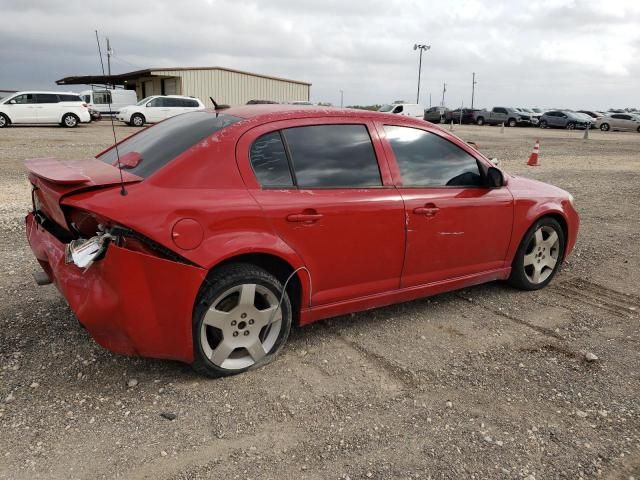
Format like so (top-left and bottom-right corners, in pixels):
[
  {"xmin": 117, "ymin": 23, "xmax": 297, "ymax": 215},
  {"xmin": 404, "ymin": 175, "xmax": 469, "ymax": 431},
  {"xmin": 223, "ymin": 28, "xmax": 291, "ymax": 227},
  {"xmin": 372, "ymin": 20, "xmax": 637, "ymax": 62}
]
[{"xmin": 1, "ymin": 0, "xmax": 639, "ymax": 110}]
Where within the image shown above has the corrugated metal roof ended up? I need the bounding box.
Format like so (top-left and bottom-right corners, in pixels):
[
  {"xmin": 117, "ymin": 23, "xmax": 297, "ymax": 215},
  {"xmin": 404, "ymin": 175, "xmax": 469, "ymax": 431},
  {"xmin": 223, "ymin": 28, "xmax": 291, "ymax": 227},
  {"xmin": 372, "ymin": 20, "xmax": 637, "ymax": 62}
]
[{"xmin": 56, "ymin": 66, "xmax": 311, "ymax": 86}]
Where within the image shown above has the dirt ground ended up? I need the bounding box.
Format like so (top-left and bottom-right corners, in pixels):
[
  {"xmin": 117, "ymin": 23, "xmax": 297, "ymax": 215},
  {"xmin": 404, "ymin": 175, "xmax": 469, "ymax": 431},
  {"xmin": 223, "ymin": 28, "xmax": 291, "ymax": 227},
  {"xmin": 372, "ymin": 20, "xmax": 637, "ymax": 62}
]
[{"xmin": 0, "ymin": 121, "xmax": 638, "ymax": 480}]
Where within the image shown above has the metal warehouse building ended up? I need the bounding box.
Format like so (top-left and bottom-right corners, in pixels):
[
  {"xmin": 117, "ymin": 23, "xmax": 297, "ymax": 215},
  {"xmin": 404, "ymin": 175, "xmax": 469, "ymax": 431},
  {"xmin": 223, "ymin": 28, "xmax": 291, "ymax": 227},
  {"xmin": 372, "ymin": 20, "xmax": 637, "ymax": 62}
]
[{"xmin": 56, "ymin": 66, "xmax": 311, "ymax": 107}]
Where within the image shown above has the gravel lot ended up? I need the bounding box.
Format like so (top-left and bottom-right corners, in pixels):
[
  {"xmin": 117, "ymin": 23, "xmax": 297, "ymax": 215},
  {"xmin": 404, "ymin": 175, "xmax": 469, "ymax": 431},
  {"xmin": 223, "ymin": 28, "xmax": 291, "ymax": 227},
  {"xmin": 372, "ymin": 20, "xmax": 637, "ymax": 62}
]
[{"xmin": 1, "ymin": 121, "xmax": 639, "ymax": 480}]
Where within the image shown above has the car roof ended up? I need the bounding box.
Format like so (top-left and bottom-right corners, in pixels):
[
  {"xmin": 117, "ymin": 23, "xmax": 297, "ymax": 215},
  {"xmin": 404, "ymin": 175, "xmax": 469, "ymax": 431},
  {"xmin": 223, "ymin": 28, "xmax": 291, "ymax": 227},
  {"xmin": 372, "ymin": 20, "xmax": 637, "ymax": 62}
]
[
  {"xmin": 10, "ymin": 91, "xmax": 80, "ymax": 95},
  {"xmin": 216, "ymin": 104, "xmax": 427, "ymax": 123},
  {"xmin": 148, "ymin": 95, "xmax": 199, "ymax": 99}
]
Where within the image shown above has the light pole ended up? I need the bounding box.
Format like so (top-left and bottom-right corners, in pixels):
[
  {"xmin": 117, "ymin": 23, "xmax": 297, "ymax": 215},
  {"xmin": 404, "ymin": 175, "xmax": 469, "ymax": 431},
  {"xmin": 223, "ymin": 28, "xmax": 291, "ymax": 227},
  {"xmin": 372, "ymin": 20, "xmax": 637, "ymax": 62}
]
[
  {"xmin": 413, "ymin": 43, "xmax": 431, "ymax": 104},
  {"xmin": 471, "ymin": 72, "xmax": 477, "ymax": 109},
  {"xmin": 340, "ymin": 90, "xmax": 344, "ymax": 108}
]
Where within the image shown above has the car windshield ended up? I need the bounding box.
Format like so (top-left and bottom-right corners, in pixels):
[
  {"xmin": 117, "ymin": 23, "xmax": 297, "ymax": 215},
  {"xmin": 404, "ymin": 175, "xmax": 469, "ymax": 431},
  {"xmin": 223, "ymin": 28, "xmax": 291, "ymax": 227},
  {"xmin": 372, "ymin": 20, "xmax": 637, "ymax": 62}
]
[
  {"xmin": 378, "ymin": 104, "xmax": 395, "ymax": 112},
  {"xmin": 136, "ymin": 96, "xmax": 153, "ymax": 106},
  {"xmin": 532, "ymin": 108, "xmax": 543, "ymax": 113},
  {"xmin": 97, "ymin": 112, "xmax": 242, "ymax": 177}
]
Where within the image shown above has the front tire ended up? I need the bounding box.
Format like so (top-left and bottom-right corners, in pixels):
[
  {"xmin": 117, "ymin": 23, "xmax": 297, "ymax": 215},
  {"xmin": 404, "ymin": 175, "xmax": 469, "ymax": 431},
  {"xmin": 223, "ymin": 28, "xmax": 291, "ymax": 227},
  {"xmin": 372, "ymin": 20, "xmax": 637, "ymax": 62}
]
[
  {"xmin": 539, "ymin": 120, "xmax": 547, "ymax": 128},
  {"xmin": 600, "ymin": 123, "xmax": 610, "ymax": 131},
  {"xmin": 192, "ymin": 263, "xmax": 292, "ymax": 377},
  {"xmin": 0, "ymin": 113, "xmax": 10, "ymax": 128},
  {"xmin": 508, "ymin": 217, "xmax": 565, "ymax": 291},
  {"xmin": 130, "ymin": 113, "xmax": 145, "ymax": 127},
  {"xmin": 508, "ymin": 118, "xmax": 517, "ymax": 127},
  {"xmin": 476, "ymin": 117, "xmax": 485, "ymax": 126},
  {"xmin": 61, "ymin": 113, "xmax": 79, "ymax": 128},
  {"xmin": 566, "ymin": 122, "xmax": 576, "ymax": 130}
]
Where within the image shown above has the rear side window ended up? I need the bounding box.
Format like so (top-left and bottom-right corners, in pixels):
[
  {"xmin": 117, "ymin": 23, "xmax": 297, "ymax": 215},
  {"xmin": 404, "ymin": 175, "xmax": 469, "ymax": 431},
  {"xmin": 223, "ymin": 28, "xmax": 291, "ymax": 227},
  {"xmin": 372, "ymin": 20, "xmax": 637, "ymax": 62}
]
[
  {"xmin": 59, "ymin": 94, "xmax": 82, "ymax": 102},
  {"xmin": 36, "ymin": 94, "xmax": 60, "ymax": 104},
  {"xmin": 184, "ymin": 99, "xmax": 200, "ymax": 108},
  {"xmin": 282, "ymin": 124, "xmax": 381, "ymax": 188},
  {"xmin": 98, "ymin": 112, "xmax": 241, "ymax": 178},
  {"xmin": 384, "ymin": 126, "xmax": 482, "ymax": 187},
  {"xmin": 249, "ymin": 132, "xmax": 294, "ymax": 187}
]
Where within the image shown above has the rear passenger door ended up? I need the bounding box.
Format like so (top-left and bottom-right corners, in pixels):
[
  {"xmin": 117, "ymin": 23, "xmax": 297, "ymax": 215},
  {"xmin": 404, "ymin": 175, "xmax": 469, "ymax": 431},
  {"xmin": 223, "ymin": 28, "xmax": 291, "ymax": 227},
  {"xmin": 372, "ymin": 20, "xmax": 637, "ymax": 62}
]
[
  {"xmin": 35, "ymin": 93, "xmax": 61, "ymax": 123},
  {"xmin": 236, "ymin": 118, "xmax": 406, "ymax": 306}
]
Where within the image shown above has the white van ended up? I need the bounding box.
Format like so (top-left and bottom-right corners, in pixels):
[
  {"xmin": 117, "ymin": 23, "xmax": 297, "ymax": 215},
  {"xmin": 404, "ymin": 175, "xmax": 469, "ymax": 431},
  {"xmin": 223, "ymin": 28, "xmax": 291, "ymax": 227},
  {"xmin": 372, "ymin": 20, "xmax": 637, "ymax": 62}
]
[
  {"xmin": 79, "ymin": 89, "xmax": 137, "ymax": 115},
  {"xmin": 378, "ymin": 103, "xmax": 425, "ymax": 118},
  {"xmin": 116, "ymin": 95, "xmax": 205, "ymax": 126},
  {"xmin": 0, "ymin": 91, "xmax": 90, "ymax": 128}
]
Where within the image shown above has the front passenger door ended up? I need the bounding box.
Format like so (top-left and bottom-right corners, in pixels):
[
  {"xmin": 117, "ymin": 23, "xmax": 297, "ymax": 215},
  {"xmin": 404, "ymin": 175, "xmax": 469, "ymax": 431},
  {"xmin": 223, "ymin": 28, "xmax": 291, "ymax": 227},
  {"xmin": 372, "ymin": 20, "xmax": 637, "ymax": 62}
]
[
  {"xmin": 5, "ymin": 94, "xmax": 38, "ymax": 123},
  {"xmin": 145, "ymin": 97, "xmax": 167, "ymax": 122},
  {"xmin": 380, "ymin": 124, "xmax": 514, "ymax": 287}
]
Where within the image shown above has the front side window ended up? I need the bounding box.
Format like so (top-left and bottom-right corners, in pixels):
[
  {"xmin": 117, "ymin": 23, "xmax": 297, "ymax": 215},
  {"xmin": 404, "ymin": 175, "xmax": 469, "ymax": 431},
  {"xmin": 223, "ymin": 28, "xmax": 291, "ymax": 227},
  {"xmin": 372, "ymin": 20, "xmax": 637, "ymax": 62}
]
[
  {"xmin": 384, "ymin": 126, "xmax": 483, "ymax": 187},
  {"xmin": 11, "ymin": 94, "xmax": 36, "ymax": 104},
  {"xmin": 282, "ymin": 124, "xmax": 382, "ymax": 188},
  {"xmin": 147, "ymin": 97, "xmax": 165, "ymax": 107},
  {"xmin": 249, "ymin": 132, "xmax": 293, "ymax": 187}
]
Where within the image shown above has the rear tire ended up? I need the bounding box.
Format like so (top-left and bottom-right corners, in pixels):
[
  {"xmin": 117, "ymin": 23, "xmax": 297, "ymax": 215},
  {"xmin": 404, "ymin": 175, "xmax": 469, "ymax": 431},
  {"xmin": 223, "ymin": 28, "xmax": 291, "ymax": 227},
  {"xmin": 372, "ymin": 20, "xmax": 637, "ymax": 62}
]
[
  {"xmin": 476, "ymin": 117, "xmax": 485, "ymax": 126},
  {"xmin": 0, "ymin": 113, "xmax": 9, "ymax": 128},
  {"xmin": 61, "ymin": 113, "xmax": 78, "ymax": 128},
  {"xmin": 508, "ymin": 217, "xmax": 565, "ymax": 291},
  {"xmin": 192, "ymin": 263, "xmax": 292, "ymax": 377},
  {"xmin": 600, "ymin": 123, "xmax": 610, "ymax": 131},
  {"xmin": 130, "ymin": 113, "xmax": 145, "ymax": 127}
]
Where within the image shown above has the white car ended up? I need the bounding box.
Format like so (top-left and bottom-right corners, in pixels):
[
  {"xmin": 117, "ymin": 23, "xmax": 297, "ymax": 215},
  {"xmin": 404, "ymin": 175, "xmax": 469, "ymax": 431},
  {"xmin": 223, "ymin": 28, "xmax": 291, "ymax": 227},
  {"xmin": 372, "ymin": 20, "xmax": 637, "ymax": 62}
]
[
  {"xmin": 0, "ymin": 91, "xmax": 91, "ymax": 128},
  {"xmin": 595, "ymin": 113, "xmax": 640, "ymax": 132},
  {"xmin": 117, "ymin": 95, "xmax": 205, "ymax": 127},
  {"xmin": 378, "ymin": 103, "xmax": 425, "ymax": 119}
]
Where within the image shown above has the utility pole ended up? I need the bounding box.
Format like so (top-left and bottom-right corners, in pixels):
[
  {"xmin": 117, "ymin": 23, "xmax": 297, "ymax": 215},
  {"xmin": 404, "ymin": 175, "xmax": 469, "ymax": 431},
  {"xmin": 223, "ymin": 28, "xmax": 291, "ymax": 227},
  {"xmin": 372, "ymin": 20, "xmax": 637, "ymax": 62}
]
[
  {"xmin": 106, "ymin": 37, "xmax": 113, "ymax": 88},
  {"xmin": 413, "ymin": 44, "xmax": 431, "ymax": 104},
  {"xmin": 441, "ymin": 83, "xmax": 447, "ymax": 107},
  {"xmin": 429, "ymin": 93, "xmax": 432, "ymax": 108},
  {"xmin": 340, "ymin": 90, "xmax": 344, "ymax": 108},
  {"xmin": 471, "ymin": 72, "xmax": 477, "ymax": 109}
]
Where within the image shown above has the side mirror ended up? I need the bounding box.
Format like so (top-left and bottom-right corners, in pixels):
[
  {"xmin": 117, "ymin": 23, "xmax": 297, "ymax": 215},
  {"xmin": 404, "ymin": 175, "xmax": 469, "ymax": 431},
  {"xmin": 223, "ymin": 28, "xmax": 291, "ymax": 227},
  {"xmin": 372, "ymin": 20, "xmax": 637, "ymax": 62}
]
[{"xmin": 486, "ymin": 166, "xmax": 504, "ymax": 188}]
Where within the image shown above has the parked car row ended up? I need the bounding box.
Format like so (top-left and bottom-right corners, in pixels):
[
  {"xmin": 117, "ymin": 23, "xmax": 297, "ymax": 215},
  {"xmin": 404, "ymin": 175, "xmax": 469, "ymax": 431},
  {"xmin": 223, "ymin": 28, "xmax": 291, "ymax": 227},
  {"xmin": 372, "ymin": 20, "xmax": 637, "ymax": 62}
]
[{"xmin": 0, "ymin": 90, "xmax": 207, "ymax": 128}]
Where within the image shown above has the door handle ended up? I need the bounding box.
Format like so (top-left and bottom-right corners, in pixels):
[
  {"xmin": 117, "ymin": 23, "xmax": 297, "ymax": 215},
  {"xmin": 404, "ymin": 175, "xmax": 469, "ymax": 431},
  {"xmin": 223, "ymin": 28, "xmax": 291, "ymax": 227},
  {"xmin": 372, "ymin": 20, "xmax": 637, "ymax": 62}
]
[
  {"xmin": 413, "ymin": 204, "xmax": 440, "ymax": 216},
  {"xmin": 287, "ymin": 211, "xmax": 323, "ymax": 223}
]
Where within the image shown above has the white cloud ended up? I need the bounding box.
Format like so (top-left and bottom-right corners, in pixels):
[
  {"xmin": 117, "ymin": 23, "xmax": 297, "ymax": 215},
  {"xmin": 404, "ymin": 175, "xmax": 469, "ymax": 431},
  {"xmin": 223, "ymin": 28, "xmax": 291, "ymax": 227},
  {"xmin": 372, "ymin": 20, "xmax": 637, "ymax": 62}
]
[{"xmin": 0, "ymin": 0, "xmax": 638, "ymax": 109}]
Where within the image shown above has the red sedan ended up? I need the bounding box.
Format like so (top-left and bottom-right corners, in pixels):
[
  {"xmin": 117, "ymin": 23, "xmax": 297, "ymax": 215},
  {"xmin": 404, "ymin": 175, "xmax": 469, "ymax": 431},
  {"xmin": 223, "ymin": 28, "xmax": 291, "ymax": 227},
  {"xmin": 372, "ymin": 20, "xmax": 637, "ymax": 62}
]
[{"xmin": 25, "ymin": 105, "xmax": 579, "ymax": 376}]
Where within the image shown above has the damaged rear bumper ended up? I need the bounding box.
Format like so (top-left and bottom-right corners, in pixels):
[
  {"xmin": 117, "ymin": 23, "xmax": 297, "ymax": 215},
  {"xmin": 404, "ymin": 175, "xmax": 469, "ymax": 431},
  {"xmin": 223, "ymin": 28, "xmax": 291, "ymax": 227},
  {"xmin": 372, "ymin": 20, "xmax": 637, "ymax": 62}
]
[{"xmin": 25, "ymin": 212, "xmax": 206, "ymax": 363}]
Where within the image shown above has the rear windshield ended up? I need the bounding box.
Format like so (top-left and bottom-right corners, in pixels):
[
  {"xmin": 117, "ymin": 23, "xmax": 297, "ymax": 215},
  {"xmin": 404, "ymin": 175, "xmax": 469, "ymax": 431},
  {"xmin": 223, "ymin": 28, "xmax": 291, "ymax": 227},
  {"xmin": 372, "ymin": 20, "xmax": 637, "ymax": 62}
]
[{"xmin": 98, "ymin": 111, "xmax": 242, "ymax": 177}]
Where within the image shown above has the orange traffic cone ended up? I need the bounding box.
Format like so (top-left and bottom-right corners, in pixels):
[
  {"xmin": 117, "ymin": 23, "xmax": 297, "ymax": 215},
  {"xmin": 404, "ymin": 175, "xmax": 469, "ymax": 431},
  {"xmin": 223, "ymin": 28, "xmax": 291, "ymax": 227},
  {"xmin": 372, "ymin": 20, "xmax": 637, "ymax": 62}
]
[{"xmin": 527, "ymin": 139, "xmax": 540, "ymax": 166}]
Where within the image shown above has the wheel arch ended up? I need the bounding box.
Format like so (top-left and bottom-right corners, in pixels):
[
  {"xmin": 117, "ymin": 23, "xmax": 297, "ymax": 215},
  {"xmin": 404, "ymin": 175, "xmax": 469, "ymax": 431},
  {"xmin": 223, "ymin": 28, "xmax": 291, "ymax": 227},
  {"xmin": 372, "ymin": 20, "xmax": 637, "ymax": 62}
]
[
  {"xmin": 0, "ymin": 112, "xmax": 12, "ymax": 125},
  {"xmin": 528, "ymin": 211, "xmax": 569, "ymax": 260},
  {"xmin": 200, "ymin": 251, "xmax": 310, "ymax": 326}
]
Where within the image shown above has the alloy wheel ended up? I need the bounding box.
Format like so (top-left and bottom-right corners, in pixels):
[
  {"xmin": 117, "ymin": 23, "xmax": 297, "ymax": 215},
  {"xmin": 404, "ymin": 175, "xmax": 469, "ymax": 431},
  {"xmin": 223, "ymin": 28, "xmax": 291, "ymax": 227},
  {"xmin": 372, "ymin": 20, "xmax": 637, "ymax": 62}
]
[
  {"xmin": 64, "ymin": 115, "xmax": 77, "ymax": 127},
  {"xmin": 200, "ymin": 283, "xmax": 282, "ymax": 370},
  {"xmin": 523, "ymin": 226, "xmax": 560, "ymax": 284}
]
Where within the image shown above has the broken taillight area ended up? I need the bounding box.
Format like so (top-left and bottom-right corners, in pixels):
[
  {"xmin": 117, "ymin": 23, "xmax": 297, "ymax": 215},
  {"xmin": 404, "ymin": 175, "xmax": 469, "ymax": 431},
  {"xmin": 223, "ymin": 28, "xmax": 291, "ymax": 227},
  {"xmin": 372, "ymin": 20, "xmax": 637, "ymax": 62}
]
[{"xmin": 65, "ymin": 232, "xmax": 113, "ymax": 269}]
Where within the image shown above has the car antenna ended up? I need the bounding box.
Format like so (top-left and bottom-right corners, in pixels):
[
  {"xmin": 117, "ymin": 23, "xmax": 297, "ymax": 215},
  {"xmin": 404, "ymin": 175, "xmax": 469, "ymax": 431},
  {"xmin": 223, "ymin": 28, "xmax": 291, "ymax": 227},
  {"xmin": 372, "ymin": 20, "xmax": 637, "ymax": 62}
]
[
  {"xmin": 210, "ymin": 97, "xmax": 219, "ymax": 109},
  {"xmin": 95, "ymin": 30, "xmax": 127, "ymax": 196}
]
